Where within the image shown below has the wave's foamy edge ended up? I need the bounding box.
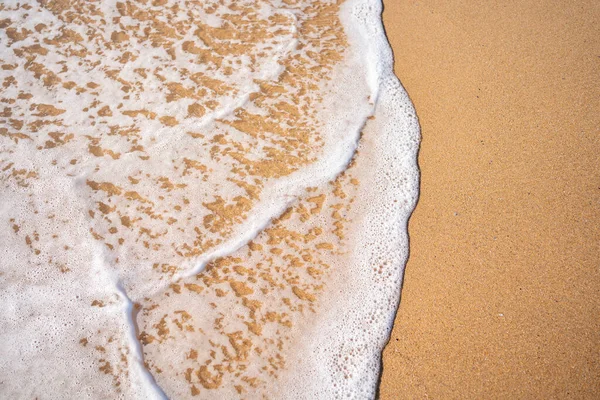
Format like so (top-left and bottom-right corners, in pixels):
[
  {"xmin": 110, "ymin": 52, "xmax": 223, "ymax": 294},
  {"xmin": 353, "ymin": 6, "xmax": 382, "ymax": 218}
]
[{"xmin": 275, "ymin": 0, "xmax": 420, "ymax": 397}]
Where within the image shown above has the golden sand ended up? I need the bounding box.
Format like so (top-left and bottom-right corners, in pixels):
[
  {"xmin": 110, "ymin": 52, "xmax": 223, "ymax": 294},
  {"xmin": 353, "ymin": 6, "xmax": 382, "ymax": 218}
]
[{"xmin": 380, "ymin": 1, "xmax": 600, "ymax": 397}]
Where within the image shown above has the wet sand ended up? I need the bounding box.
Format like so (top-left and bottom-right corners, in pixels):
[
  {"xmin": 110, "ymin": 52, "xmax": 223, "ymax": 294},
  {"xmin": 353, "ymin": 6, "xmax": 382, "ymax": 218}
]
[{"xmin": 379, "ymin": 1, "xmax": 600, "ymax": 398}]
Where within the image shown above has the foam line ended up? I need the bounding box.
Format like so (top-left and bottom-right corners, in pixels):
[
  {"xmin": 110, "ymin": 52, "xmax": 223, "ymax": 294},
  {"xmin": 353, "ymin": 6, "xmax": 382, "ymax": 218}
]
[
  {"xmin": 114, "ymin": 281, "xmax": 168, "ymax": 400},
  {"xmin": 272, "ymin": 0, "xmax": 421, "ymax": 397},
  {"xmin": 178, "ymin": 107, "xmax": 372, "ymax": 280}
]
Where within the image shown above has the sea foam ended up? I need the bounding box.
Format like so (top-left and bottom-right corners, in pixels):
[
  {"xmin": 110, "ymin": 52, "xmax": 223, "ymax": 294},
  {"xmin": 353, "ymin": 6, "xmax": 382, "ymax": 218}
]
[{"xmin": 0, "ymin": 0, "xmax": 418, "ymax": 398}]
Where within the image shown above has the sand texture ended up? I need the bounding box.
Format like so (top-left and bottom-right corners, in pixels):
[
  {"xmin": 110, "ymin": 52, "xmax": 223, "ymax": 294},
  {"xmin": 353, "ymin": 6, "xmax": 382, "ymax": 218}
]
[{"xmin": 380, "ymin": 0, "xmax": 600, "ymax": 398}]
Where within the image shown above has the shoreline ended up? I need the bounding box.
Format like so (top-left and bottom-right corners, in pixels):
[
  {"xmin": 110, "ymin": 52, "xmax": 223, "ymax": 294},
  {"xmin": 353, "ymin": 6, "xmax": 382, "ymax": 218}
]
[{"xmin": 379, "ymin": 0, "xmax": 600, "ymax": 397}]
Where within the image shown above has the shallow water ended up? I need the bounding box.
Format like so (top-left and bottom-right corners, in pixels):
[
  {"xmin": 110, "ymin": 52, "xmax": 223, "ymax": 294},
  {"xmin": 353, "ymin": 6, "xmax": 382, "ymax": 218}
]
[{"xmin": 0, "ymin": 0, "xmax": 419, "ymax": 398}]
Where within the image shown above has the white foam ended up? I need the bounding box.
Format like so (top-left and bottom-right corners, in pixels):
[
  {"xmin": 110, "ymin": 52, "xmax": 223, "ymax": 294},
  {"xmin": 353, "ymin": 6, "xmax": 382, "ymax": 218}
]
[{"xmin": 0, "ymin": 0, "xmax": 419, "ymax": 398}]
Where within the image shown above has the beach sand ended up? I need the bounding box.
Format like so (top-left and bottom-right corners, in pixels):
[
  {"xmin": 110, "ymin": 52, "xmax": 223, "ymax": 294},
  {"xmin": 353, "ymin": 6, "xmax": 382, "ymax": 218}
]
[
  {"xmin": 1, "ymin": 0, "xmax": 597, "ymax": 397},
  {"xmin": 379, "ymin": 1, "xmax": 600, "ymax": 398}
]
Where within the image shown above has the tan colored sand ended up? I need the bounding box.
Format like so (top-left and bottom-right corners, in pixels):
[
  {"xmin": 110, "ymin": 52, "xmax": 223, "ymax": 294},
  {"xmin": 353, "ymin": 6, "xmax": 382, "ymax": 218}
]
[{"xmin": 380, "ymin": 1, "xmax": 600, "ymax": 398}]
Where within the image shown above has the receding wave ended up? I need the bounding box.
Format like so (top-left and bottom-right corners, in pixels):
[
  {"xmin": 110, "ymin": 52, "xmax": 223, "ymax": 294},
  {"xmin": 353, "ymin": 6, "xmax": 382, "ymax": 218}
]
[{"xmin": 0, "ymin": 0, "xmax": 419, "ymax": 398}]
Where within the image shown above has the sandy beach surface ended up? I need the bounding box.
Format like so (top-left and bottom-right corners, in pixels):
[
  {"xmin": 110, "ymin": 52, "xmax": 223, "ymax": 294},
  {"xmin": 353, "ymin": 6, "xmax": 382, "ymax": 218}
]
[
  {"xmin": 1, "ymin": 0, "xmax": 597, "ymax": 397},
  {"xmin": 380, "ymin": 0, "xmax": 599, "ymax": 398}
]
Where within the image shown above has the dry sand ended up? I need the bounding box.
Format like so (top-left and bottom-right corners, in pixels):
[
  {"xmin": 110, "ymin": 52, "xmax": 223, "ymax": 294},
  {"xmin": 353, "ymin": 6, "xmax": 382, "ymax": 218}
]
[{"xmin": 379, "ymin": 0, "xmax": 600, "ymax": 398}]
